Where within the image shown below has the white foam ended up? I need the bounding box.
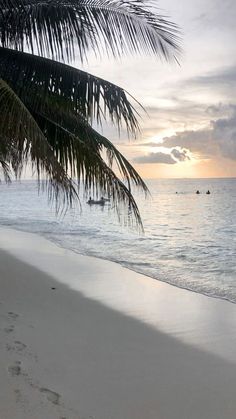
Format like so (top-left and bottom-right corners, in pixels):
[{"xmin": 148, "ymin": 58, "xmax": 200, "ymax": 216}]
[{"xmin": 1, "ymin": 227, "xmax": 236, "ymax": 365}]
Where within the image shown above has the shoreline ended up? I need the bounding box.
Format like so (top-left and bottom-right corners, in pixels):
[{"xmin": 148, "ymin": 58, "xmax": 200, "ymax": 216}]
[
  {"xmin": 1, "ymin": 227, "xmax": 236, "ymax": 362},
  {"xmin": 109, "ymin": 259, "xmax": 236, "ymax": 306},
  {"xmin": 1, "ymin": 228, "xmax": 236, "ymax": 418},
  {"xmin": 2, "ymin": 224, "xmax": 236, "ymax": 307}
]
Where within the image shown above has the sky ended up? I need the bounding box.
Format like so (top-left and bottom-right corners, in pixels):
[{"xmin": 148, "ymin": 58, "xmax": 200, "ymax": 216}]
[{"xmin": 78, "ymin": 0, "xmax": 236, "ymax": 179}]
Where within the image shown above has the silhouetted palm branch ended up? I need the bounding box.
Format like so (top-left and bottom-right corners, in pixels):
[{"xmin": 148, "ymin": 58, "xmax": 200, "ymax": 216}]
[
  {"xmin": 31, "ymin": 106, "xmax": 149, "ymax": 192},
  {"xmin": 0, "ymin": 0, "xmax": 181, "ymax": 62},
  {"xmin": 0, "ymin": 78, "xmax": 79, "ymax": 210},
  {"xmin": 0, "ymin": 78, "xmax": 147, "ymax": 225},
  {"xmin": 30, "ymin": 104, "xmax": 148, "ymax": 226},
  {"xmin": 0, "ymin": 0, "xmax": 181, "ymax": 225},
  {"xmin": 0, "ymin": 158, "xmax": 11, "ymax": 182},
  {"xmin": 0, "ymin": 48, "xmax": 140, "ymax": 133}
]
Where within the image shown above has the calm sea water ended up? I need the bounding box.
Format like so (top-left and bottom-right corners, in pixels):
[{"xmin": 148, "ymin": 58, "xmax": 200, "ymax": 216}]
[{"xmin": 0, "ymin": 178, "xmax": 236, "ymax": 303}]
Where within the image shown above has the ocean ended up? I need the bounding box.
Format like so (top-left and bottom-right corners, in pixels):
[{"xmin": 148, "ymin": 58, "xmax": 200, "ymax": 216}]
[{"xmin": 0, "ymin": 178, "xmax": 235, "ymax": 303}]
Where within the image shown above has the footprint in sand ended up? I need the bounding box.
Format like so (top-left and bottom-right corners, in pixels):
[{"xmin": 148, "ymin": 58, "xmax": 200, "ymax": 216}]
[
  {"xmin": 4, "ymin": 324, "xmax": 15, "ymax": 333},
  {"xmin": 8, "ymin": 361, "xmax": 22, "ymax": 377},
  {"xmin": 14, "ymin": 389, "xmax": 22, "ymax": 402},
  {"xmin": 14, "ymin": 388, "xmax": 26, "ymax": 404},
  {"xmin": 4, "ymin": 312, "xmax": 19, "ymax": 333},
  {"xmin": 15, "ymin": 341, "xmax": 27, "ymax": 351},
  {"xmin": 6, "ymin": 341, "xmax": 27, "ymax": 352},
  {"xmin": 40, "ymin": 387, "xmax": 61, "ymax": 405},
  {"xmin": 8, "ymin": 312, "xmax": 19, "ymax": 320}
]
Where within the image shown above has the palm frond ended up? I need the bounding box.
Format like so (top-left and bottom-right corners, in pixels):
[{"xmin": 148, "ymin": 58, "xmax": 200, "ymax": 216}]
[
  {"xmin": 0, "ymin": 78, "xmax": 79, "ymax": 211},
  {"xmin": 31, "ymin": 108, "xmax": 146, "ymax": 227},
  {"xmin": 0, "ymin": 79, "xmax": 144, "ymax": 226},
  {"xmin": 34, "ymin": 106, "xmax": 148, "ymax": 193},
  {"xmin": 0, "ymin": 48, "xmax": 140, "ymax": 134},
  {"xmin": 0, "ymin": 0, "xmax": 181, "ymax": 62},
  {"xmin": 0, "ymin": 0, "xmax": 92, "ymax": 62},
  {"xmin": 0, "ymin": 0, "xmax": 180, "ymax": 226},
  {"xmin": 0, "ymin": 156, "xmax": 11, "ymax": 182}
]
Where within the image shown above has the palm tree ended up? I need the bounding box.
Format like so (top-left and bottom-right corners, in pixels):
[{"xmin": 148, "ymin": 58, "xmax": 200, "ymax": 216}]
[{"xmin": 0, "ymin": 0, "xmax": 180, "ymax": 226}]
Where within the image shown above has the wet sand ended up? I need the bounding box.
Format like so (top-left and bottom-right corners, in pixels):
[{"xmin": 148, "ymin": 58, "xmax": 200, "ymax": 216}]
[{"xmin": 1, "ymin": 228, "xmax": 236, "ymax": 418}]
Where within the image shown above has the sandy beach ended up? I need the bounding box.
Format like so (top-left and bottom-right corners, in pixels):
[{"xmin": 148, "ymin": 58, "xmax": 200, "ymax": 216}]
[{"xmin": 1, "ymin": 228, "xmax": 236, "ymax": 418}]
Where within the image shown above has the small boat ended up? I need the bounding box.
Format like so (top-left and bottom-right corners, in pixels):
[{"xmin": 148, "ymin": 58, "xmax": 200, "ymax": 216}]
[{"xmin": 87, "ymin": 199, "xmax": 105, "ymax": 206}]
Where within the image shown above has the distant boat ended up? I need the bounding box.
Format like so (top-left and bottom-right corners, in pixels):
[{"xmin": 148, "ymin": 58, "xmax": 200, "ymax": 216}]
[{"xmin": 87, "ymin": 198, "xmax": 105, "ymax": 206}]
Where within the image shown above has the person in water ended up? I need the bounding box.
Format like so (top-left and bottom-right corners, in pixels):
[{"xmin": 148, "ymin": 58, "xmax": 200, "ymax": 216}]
[
  {"xmin": 196, "ymin": 190, "xmax": 200, "ymax": 194},
  {"xmin": 206, "ymin": 190, "xmax": 211, "ymax": 194}
]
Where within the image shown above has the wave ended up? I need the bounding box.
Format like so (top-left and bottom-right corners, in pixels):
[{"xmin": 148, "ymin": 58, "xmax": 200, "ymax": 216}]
[{"xmin": 1, "ymin": 178, "xmax": 236, "ymax": 305}]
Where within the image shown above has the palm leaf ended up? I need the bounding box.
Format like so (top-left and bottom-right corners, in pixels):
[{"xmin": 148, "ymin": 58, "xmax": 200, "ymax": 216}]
[
  {"xmin": 0, "ymin": 48, "xmax": 140, "ymax": 134},
  {"xmin": 0, "ymin": 157, "xmax": 11, "ymax": 182},
  {"xmin": 30, "ymin": 108, "xmax": 146, "ymax": 227},
  {"xmin": 0, "ymin": 0, "xmax": 181, "ymax": 62},
  {"xmin": 0, "ymin": 79, "xmax": 144, "ymax": 226},
  {"xmin": 0, "ymin": 0, "xmax": 180, "ymax": 226},
  {"xmin": 0, "ymin": 0, "xmax": 92, "ymax": 62},
  {"xmin": 0, "ymin": 78, "xmax": 79, "ymax": 211},
  {"xmin": 35, "ymin": 107, "xmax": 148, "ymax": 192}
]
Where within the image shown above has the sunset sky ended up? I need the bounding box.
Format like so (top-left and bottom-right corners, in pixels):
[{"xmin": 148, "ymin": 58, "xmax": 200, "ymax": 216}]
[{"xmin": 79, "ymin": 0, "xmax": 236, "ymax": 179}]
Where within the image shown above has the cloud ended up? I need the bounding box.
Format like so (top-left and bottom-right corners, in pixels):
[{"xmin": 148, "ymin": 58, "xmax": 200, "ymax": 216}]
[
  {"xmin": 187, "ymin": 0, "xmax": 236, "ymax": 30},
  {"xmin": 134, "ymin": 152, "xmax": 176, "ymax": 164},
  {"xmin": 144, "ymin": 100, "xmax": 209, "ymax": 122},
  {"xmin": 188, "ymin": 66, "xmax": 236, "ymax": 90},
  {"xmin": 136, "ymin": 142, "xmax": 164, "ymax": 148},
  {"xmin": 163, "ymin": 130, "xmax": 212, "ymax": 156},
  {"xmin": 171, "ymin": 148, "xmax": 190, "ymax": 162},
  {"xmin": 205, "ymin": 103, "xmax": 236, "ymax": 117},
  {"xmin": 134, "ymin": 147, "xmax": 191, "ymax": 165},
  {"xmin": 162, "ymin": 106, "xmax": 236, "ymax": 160}
]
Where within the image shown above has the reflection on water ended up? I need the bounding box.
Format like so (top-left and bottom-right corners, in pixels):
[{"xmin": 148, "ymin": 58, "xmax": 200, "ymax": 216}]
[{"xmin": 0, "ymin": 178, "xmax": 236, "ymax": 303}]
